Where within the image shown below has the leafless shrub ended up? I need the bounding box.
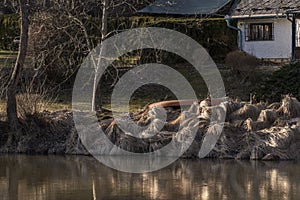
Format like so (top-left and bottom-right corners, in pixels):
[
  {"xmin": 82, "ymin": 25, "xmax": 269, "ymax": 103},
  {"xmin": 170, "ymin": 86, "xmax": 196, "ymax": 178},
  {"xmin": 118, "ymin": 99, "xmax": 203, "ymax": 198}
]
[
  {"xmin": 0, "ymin": 69, "xmax": 7, "ymax": 99},
  {"xmin": 17, "ymin": 94, "xmax": 44, "ymax": 117},
  {"xmin": 16, "ymin": 77, "xmax": 54, "ymax": 118},
  {"xmin": 0, "ymin": 63, "xmax": 13, "ymax": 99},
  {"xmin": 225, "ymin": 50, "xmax": 260, "ymax": 82},
  {"xmin": 28, "ymin": 11, "xmax": 91, "ymax": 84}
]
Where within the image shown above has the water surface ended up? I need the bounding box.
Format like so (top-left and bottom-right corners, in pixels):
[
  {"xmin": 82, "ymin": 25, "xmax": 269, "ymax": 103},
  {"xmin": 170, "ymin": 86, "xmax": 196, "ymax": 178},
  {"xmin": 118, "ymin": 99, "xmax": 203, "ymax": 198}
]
[{"xmin": 0, "ymin": 155, "xmax": 300, "ymax": 200}]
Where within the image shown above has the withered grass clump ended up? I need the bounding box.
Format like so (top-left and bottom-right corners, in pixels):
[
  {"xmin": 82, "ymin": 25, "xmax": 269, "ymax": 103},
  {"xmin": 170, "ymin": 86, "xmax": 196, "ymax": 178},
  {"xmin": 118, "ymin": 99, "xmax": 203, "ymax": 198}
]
[
  {"xmin": 229, "ymin": 104, "xmax": 263, "ymax": 122},
  {"xmin": 277, "ymin": 95, "xmax": 300, "ymax": 118},
  {"xmin": 98, "ymin": 95, "xmax": 300, "ymax": 160},
  {"xmin": 2, "ymin": 94, "xmax": 300, "ymax": 160}
]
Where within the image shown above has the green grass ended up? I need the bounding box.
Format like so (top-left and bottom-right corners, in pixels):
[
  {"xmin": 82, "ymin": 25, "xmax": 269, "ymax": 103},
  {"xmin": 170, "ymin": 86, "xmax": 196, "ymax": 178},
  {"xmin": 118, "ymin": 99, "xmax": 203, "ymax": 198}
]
[
  {"xmin": 176, "ymin": 66, "xmax": 208, "ymax": 99},
  {"xmin": 0, "ymin": 51, "xmax": 17, "ymax": 67},
  {"xmin": 45, "ymin": 102, "xmax": 71, "ymax": 112},
  {"xmin": 102, "ymin": 98, "xmax": 160, "ymax": 113},
  {"xmin": 0, "ymin": 51, "xmax": 33, "ymax": 68},
  {"xmin": 0, "ymin": 50, "xmax": 18, "ymax": 56},
  {"xmin": 0, "ymin": 59, "xmax": 279, "ymax": 116},
  {"xmin": 0, "ymin": 99, "xmax": 71, "ymax": 115},
  {"xmin": 97, "ymin": 64, "xmax": 209, "ymax": 113}
]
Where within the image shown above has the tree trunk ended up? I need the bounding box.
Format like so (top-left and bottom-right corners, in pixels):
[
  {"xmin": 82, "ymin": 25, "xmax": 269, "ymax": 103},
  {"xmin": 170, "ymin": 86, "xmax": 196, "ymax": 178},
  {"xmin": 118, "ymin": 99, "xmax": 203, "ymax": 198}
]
[
  {"xmin": 100, "ymin": 0, "xmax": 108, "ymax": 42},
  {"xmin": 92, "ymin": 0, "xmax": 108, "ymax": 111},
  {"xmin": 43, "ymin": 0, "xmax": 50, "ymax": 7},
  {"xmin": 6, "ymin": 0, "xmax": 29, "ymax": 144}
]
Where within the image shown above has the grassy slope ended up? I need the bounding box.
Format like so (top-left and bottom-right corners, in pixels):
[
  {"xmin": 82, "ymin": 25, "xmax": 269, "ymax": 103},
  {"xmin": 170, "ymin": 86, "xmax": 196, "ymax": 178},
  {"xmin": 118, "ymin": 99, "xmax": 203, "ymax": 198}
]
[
  {"xmin": 0, "ymin": 64, "xmax": 272, "ymax": 114},
  {"xmin": 0, "ymin": 51, "xmax": 71, "ymax": 114},
  {"xmin": 2, "ymin": 51, "xmax": 291, "ymax": 114},
  {"xmin": 0, "ymin": 51, "xmax": 17, "ymax": 67}
]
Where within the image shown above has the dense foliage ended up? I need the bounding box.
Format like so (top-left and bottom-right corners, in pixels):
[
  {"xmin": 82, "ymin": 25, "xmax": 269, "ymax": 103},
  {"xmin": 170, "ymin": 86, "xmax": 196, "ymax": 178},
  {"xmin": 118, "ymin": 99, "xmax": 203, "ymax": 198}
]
[
  {"xmin": 254, "ymin": 63, "xmax": 300, "ymax": 102},
  {"xmin": 0, "ymin": 14, "xmax": 19, "ymax": 50},
  {"xmin": 110, "ymin": 17, "xmax": 237, "ymax": 62}
]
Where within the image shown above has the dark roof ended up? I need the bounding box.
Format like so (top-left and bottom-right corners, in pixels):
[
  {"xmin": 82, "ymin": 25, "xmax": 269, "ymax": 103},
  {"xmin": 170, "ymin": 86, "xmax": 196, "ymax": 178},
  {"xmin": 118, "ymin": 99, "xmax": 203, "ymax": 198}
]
[
  {"xmin": 139, "ymin": 0, "xmax": 232, "ymax": 16},
  {"xmin": 232, "ymin": 0, "xmax": 300, "ymax": 17},
  {"xmin": 0, "ymin": 1, "xmax": 156, "ymax": 17}
]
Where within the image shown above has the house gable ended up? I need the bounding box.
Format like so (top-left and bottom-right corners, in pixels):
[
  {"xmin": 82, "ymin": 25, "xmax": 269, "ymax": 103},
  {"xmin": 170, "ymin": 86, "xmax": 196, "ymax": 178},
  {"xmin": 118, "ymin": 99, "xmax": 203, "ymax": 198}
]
[
  {"xmin": 229, "ymin": 0, "xmax": 300, "ymax": 61},
  {"xmin": 232, "ymin": 0, "xmax": 300, "ymax": 18},
  {"xmin": 238, "ymin": 18, "xmax": 292, "ymax": 60}
]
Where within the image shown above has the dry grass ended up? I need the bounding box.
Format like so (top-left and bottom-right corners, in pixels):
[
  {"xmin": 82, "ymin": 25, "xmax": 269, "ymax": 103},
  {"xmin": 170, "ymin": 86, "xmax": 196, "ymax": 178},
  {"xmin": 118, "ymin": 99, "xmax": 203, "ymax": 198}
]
[
  {"xmin": 0, "ymin": 100, "xmax": 6, "ymax": 115},
  {"xmin": 0, "ymin": 98, "xmax": 71, "ymax": 118},
  {"xmin": 229, "ymin": 104, "xmax": 262, "ymax": 122},
  {"xmin": 277, "ymin": 95, "xmax": 300, "ymax": 119},
  {"xmin": 257, "ymin": 109, "xmax": 277, "ymax": 124}
]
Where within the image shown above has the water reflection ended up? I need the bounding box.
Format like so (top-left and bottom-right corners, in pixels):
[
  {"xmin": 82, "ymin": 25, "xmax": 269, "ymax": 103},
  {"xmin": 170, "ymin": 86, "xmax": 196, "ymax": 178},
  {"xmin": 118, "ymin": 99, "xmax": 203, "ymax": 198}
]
[{"xmin": 0, "ymin": 155, "xmax": 299, "ymax": 200}]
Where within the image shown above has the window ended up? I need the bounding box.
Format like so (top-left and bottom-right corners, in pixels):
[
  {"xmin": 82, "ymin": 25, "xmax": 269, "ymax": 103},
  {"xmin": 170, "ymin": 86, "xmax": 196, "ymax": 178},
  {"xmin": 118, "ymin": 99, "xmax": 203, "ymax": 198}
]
[
  {"xmin": 296, "ymin": 19, "xmax": 300, "ymax": 47},
  {"xmin": 245, "ymin": 23, "xmax": 274, "ymax": 41}
]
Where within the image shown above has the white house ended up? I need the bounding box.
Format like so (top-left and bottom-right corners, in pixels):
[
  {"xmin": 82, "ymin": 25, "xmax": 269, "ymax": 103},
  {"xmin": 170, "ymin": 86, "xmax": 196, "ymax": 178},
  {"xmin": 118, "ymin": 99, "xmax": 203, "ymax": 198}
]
[{"xmin": 227, "ymin": 0, "xmax": 300, "ymax": 62}]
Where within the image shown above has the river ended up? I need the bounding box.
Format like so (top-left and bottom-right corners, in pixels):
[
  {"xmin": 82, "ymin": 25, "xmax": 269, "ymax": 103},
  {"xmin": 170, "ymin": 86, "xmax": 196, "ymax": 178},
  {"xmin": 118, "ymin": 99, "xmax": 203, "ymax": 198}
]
[{"xmin": 0, "ymin": 155, "xmax": 299, "ymax": 200}]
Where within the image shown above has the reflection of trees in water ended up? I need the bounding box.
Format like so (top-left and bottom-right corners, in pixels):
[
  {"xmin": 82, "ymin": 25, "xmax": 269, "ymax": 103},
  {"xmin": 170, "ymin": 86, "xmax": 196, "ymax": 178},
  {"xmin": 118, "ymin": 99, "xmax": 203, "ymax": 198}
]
[{"xmin": 0, "ymin": 156, "xmax": 300, "ymax": 200}]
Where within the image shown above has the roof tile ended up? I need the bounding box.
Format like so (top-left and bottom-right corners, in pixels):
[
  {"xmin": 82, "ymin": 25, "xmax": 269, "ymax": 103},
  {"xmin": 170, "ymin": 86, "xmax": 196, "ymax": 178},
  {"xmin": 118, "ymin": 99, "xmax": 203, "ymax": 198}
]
[{"xmin": 233, "ymin": 0, "xmax": 300, "ymax": 16}]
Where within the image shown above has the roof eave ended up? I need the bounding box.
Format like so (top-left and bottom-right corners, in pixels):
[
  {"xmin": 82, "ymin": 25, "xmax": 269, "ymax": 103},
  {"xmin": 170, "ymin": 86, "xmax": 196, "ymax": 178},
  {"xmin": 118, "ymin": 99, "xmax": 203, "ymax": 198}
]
[
  {"xmin": 231, "ymin": 13, "xmax": 287, "ymax": 20},
  {"xmin": 286, "ymin": 9, "xmax": 300, "ymax": 14}
]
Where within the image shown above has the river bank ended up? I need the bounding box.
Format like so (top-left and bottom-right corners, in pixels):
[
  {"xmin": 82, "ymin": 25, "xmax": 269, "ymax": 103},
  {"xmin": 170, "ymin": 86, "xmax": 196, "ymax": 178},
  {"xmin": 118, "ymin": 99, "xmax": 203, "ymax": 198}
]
[
  {"xmin": 1, "ymin": 95, "xmax": 300, "ymax": 160},
  {"xmin": 0, "ymin": 110, "xmax": 88, "ymax": 155}
]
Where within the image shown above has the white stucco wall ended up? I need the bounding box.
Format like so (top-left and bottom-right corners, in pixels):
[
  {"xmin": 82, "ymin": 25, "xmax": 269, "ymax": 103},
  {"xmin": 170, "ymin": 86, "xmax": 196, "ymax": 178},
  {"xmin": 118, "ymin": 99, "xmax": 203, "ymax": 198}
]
[{"xmin": 238, "ymin": 18, "xmax": 292, "ymax": 59}]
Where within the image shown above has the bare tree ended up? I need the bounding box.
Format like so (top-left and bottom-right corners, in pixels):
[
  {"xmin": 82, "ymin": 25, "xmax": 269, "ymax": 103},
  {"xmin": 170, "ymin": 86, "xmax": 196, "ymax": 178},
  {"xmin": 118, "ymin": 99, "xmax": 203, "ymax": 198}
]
[
  {"xmin": 6, "ymin": 0, "xmax": 29, "ymax": 144},
  {"xmin": 27, "ymin": 0, "xmax": 150, "ymax": 110},
  {"xmin": 92, "ymin": 0, "xmax": 153, "ymax": 110},
  {"xmin": 91, "ymin": 0, "xmax": 108, "ymax": 111}
]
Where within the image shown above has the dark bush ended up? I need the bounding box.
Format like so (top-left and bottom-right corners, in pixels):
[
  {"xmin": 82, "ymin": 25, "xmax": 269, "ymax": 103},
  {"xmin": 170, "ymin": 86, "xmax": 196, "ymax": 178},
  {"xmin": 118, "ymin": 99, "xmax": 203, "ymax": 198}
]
[
  {"xmin": 225, "ymin": 50, "xmax": 261, "ymax": 86},
  {"xmin": 254, "ymin": 63, "xmax": 300, "ymax": 102},
  {"xmin": 0, "ymin": 14, "xmax": 20, "ymax": 51}
]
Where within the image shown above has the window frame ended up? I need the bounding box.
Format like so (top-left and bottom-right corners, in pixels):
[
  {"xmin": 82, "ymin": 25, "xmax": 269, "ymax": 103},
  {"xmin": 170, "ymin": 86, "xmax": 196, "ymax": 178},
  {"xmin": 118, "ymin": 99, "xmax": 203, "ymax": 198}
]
[
  {"xmin": 296, "ymin": 19, "xmax": 300, "ymax": 47},
  {"xmin": 245, "ymin": 23, "xmax": 274, "ymax": 42}
]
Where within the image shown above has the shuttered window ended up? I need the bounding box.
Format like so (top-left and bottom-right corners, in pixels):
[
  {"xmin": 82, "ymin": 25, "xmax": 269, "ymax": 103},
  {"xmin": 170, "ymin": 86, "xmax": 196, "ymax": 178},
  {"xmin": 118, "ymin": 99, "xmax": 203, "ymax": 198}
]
[{"xmin": 245, "ymin": 23, "xmax": 274, "ymax": 41}]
